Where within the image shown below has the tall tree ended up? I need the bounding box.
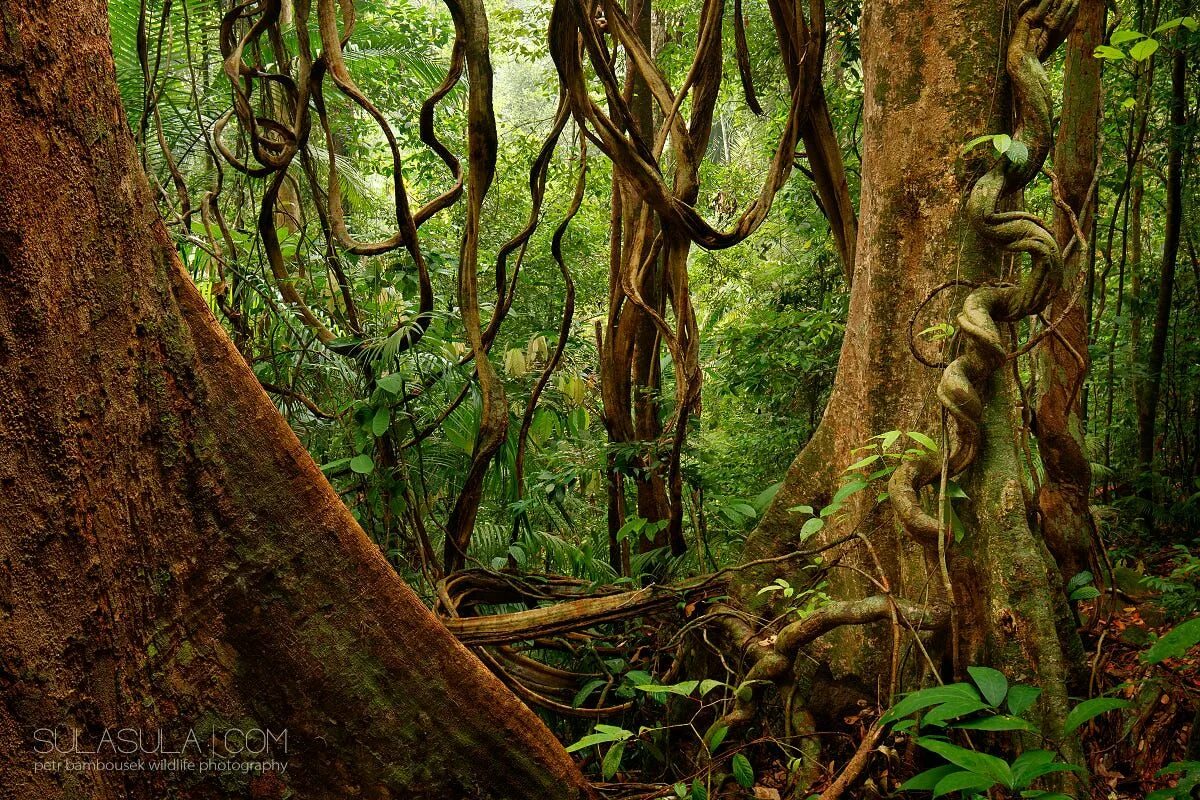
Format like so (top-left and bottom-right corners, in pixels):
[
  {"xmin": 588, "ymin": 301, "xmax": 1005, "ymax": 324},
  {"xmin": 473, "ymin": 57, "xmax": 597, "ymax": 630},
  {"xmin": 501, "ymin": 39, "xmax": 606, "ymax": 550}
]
[
  {"xmin": 1137, "ymin": 47, "xmax": 1187, "ymax": 475},
  {"xmin": 735, "ymin": 0, "xmax": 1083, "ymax": 746},
  {"xmin": 0, "ymin": 2, "xmax": 592, "ymax": 797}
]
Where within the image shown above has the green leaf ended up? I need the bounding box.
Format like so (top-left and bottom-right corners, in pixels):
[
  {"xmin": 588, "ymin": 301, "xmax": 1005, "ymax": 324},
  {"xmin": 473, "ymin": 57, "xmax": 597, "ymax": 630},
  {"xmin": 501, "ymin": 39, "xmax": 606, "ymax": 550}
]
[
  {"xmin": 1070, "ymin": 586, "xmax": 1101, "ymax": 601},
  {"xmin": 602, "ymin": 741, "xmax": 625, "ymax": 780},
  {"xmin": 882, "ymin": 683, "xmax": 981, "ymax": 724},
  {"xmin": 349, "ymin": 454, "xmax": 375, "ymax": 475},
  {"xmin": 968, "ymin": 666, "xmax": 1008, "ymax": 706},
  {"xmin": 924, "ymin": 700, "xmax": 990, "ymax": 726},
  {"xmin": 1093, "ymin": 44, "xmax": 1126, "ymax": 59},
  {"xmin": 674, "ymin": 782, "xmax": 688, "ymax": 799},
  {"xmin": 992, "ymin": 133, "xmax": 1013, "ymax": 154},
  {"xmin": 1066, "ymin": 571, "xmax": 1094, "ymax": 593},
  {"xmin": 732, "ymin": 753, "xmax": 754, "ymax": 788},
  {"xmin": 874, "ymin": 430, "xmax": 902, "ymax": 449},
  {"xmin": 833, "ymin": 480, "xmax": 869, "ymax": 505},
  {"xmin": 699, "ymin": 679, "xmax": 726, "ymax": 696},
  {"xmin": 1109, "ymin": 28, "xmax": 1146, "ymax": 44},
  {"xmin": 565, "ymin": 726, "xmax": 632, "ymax": 752},
  {"xmin": 635, "ymin": 680, "xmax": 700, "ymax": 698},
  {"xmin": 371, "ymin": 406, "xmax": 391, "ymax": 436},
  {"xmin": 1130, "ymin": 38, "xmax": 1159, "ymax": 61},
  {"xmin": 933, "ymin": 770, "xmax": 997, "ymax": 798},
  {"xmin": 1006, "ymin": 684, "xmax": 1042, "ymax": 716},
  {"xmin": 800, "ymin": 517, "xmax": 826, "ymax": 540},
  {"xmin": 953, "ymin": 714, "xmax": 1037, "ymax": 732},
  {"xmin": 1063, "ymin": 697, "xmax": 1129, "ymax": 734},
  {"xmin": 788, "ymin": 504, "xmax": 815, "ymax": 515},
  {"xmin": 916, "ymin": 737, "xmax": 1014, "ymax": 787},
  {"xmin": 962, "ymin": 134, "xmax": 997, "ymax": 153},
  {"xmin": 573, "ymin": 678, "xmax": 606, "ymax": 708},
  {"xmin": 375, "ymin": 373, "xmax": 405, "ymax": 394},
  {"xmin": 908, "ymin": 431, "xmax": 939, "ymax": 452},
  {"xmin": 1005, "ymin": 140, "xmax": 1030, "ymax": 166},
  {"xmin": 706, "ymin": 723, "xmax": 730, "ymax": 753},
  {"xmin": 847, "ymin": 454, "xmax": 881, "ymax": 471},
  {"xmin": 1010, "ymin": 749, "xmax": 1057, "ymax": 787},
  {"xmin": 899, "ymin": 764, "xmax": 962, "ymax": 791},
  {"xmin": 1143, "ymin": 617, "xmax": 1200, "ymax": 664}
]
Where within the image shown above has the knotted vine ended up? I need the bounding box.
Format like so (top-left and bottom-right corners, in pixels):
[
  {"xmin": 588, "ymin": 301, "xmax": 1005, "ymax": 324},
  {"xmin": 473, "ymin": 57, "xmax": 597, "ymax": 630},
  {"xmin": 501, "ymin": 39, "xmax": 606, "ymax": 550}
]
[{"xmin": 889, "ymin": 0, "xmax": 1078, "ymax": 549}]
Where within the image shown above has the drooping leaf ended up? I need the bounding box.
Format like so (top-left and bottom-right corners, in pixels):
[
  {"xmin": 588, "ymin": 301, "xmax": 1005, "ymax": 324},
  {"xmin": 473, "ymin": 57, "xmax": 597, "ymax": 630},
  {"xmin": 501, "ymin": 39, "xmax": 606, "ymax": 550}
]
[
  {"xmin": 916, "ymin": 737, "xmax": 1014, "ymax": 787},
  {"xmin": 1006, "ymin": 684, "xmax": 1042, "ymax": 716},
  {"xmin": 1063, "ymin": 697, "xmax": 1129, "ymax": 734},
  {"xmin": 1130, "ymin": 38, "xmax": 1160, "ymax": 61},
  {"xmin": 1143, "ymin": 617, "xmax": 1200, "ymax": 664},
  {"xmin": 732, "ymin": 753, "xmax": 754, "ymax": 788},
  {"xmin": 967, "ymin": 666, "xmax": 1008, "ymax": 706}
]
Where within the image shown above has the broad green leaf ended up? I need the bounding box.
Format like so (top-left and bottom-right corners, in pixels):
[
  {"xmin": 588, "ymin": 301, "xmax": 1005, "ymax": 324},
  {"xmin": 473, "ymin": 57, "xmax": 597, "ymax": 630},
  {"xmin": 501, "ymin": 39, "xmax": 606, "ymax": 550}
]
[
  {"xmin": 962, "ymin": 134, "xmax": 997, "ymax": 153},
  {"xmin": 1109, "ymin": 28, "xmax": 1146, "ymax": 44},
  {"xmin": 1069, "ymin": 586, "xmax": 1101, "ymax": 601},
  {"xmin": 933, "ymin": 769, "xmax": 997, "ymax": 798},
  {"xmin": 899, "ymin": 764, "xmax": 961, "ymax": 791},
  {"xmin": 635, "ymin": 680, "xmax": 700, "ymax": 698},
  {"xmin": 992, "ymin": 133, "xmax": 1013, "ymax": 154},
  {"xmin": 573, "ymin": 678, "xmax": 606, "ymax": 708},
  {"xmin": 968, "ymin": 666, "xmax": 1008, "ymax": 706},
  {"xmin": 924, "ymin": 699, "xmax": 991, "ymax": 726},
  {"xmin": 1006, "ymin": 140, "xmax": 1030, "ymax": 166},
  {"xmin": 1010, "ymin": 749, "xmax": 1057, "ymax": 785},
  {"xmin": 707, "ymin": 723, "xmax": 730, "ymax": 753},
  {"xmin": 847, "ymin": 454, "xmax": 881, "ymax": 471},
  {"xmin": 833, "ymin": 480, "xmax": 869, "ymax": 505},
  {"xmin": 908, "ymin": 431, "xmax": 939, "ymax": 452},
  {"xmin": 800, "ymin": 516, "xmax": 826, "ymax": 540},
  {"xmin": 1006, "ymin": 684, "xmax": 1042, "ymax": 716},
  {"xmin": 1016, "ymin": 761, "xmax": 1085, "ymax": 786},
  {"xmin": 1143, "ymin": 617, "xmax": 1200, "ymax": 664},
  {"xmin": 602, "ymin": 740, "xmax": 625, "ymax": 779},
  {"xmin": 1063, "ymin": 697, "xmax": 1129, "ymax": 734},
  {"xmin": 371, "ymin": 406, "xmax": 390, "ymax": 436},
  {"xmin": 565, "ymin": 726, "xmax": 632, "ymax": 752},
  {"xmin": 699, "ymin": 679, "xmax": 726, "ymax": 696},
  {"xmin": 1066, "ymin": 571, "xmax": 1094, "ymax": 593},
  {"xmin": 916, "ymin": 737, "xmax": 1014, "ymax": 787},
  {"xmin": 732, "ymin": 753, "xmax": 754, "ymax": 788},
  {"xmin": 375, "ymin": 373, "xmax": 405, "ymax": 394},
  {"xmin": 1093, "ymin": 44, "xmax": 1126, "ymax": 59},
  {"xmin": 1130, "ymin": 38, "xmax": 1159, "ymax": 61},
  {"xmin": 882, "ymin": 683, "xmax": 981, "ymax": 724},
  {"xmin": 953, "ymin": 714, "xmax": 1037, "ymax": 733},
  {"xmin": 349, "ymin": 454, "xmax": 375, "ymax": 475}
]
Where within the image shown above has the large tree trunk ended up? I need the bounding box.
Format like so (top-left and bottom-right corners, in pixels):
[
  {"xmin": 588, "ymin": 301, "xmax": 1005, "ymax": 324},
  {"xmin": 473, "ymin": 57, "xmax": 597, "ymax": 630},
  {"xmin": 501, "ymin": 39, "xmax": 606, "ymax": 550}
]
[
  {"xmin": 735, "ymin": 0, "xmax": 1081, "ymax": 741},
  {"xmin": 0, "ymin": 3, "xmax": 591, "ymax": 798}
]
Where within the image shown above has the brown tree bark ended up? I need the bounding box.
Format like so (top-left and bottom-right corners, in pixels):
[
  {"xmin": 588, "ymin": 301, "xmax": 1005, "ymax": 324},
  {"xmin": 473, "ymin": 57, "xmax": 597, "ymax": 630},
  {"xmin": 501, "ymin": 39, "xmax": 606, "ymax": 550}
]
[
  {"xmin": 0, "ymin": 3, "xmax": 591, "ymax": 798},
  {"xmin": 735, "ymin": 0, "xmax": 1081, "ymax": 743},
  {"xmin": 1034, "ymin": 0, "xmax": 1103, "ymax": 586}
]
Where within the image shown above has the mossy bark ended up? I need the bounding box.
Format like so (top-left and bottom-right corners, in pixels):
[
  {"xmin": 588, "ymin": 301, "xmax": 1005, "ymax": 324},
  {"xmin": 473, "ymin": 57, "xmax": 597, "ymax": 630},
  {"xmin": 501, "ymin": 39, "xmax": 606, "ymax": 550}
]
[
  {"xmin": 0, "ymin": 3, "xmax": 593, "ymax": 798},
  {"xmin": 735, "ymin": 0, "xmax": 1085, "ymax": 737}
]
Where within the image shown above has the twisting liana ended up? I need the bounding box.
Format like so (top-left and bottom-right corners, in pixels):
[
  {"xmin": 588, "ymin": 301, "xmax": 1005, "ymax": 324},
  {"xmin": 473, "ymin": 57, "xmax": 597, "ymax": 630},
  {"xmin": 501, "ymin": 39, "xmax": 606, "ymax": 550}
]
[{"xmin": 889, "ymin": 0, "xmax": 1079, "ymax": 547}]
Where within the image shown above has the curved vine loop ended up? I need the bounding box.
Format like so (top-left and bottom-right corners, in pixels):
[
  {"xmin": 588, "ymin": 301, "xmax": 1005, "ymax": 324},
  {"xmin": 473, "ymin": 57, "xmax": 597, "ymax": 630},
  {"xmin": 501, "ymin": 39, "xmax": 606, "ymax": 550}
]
[{"xmin": 889, "ymin": 0, "xmax": 1079, "ymax": 546}]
